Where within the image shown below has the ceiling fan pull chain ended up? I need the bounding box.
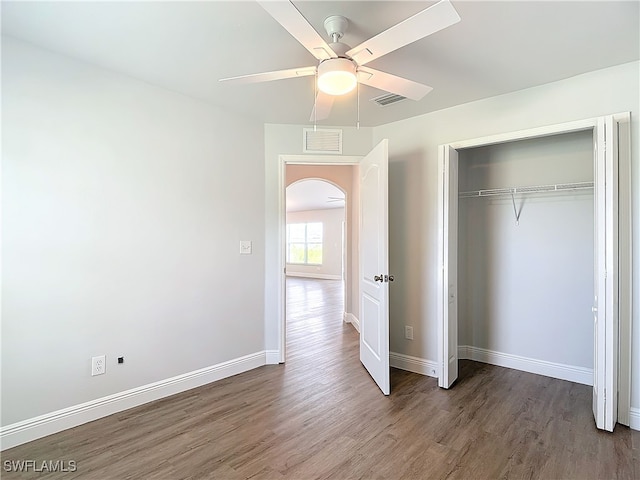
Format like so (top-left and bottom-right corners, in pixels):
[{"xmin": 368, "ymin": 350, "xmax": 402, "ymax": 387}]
[
  {"xmin": 313, "ymin": 71, "xmax": 318, "ymax": 131},
  {"xmin": 356, "ymin": 78, "xmax": 360, "ymax": 130}
]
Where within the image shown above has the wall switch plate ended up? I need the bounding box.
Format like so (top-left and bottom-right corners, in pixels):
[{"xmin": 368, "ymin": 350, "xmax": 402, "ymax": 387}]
[
  {"xmin": 404, "ymin": 326, "xmax": 414, "ymax": 340},
  {"xmin": 91, "ymin": 355, "xmax": 106, "ymax": 376},
  {"xmin": 240, "ymin": 240, "xmax": 252, "ymax": 255}
]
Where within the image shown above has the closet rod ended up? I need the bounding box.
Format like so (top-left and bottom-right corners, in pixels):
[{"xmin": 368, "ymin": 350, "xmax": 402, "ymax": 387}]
[{"xmin": 459, "ymin": 181, "xmax": 594, "ymax": 199}]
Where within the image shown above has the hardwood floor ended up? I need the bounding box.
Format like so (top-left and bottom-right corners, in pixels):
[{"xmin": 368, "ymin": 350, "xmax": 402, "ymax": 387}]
[{"xmin": 2, "ymin": 277, "xmax": 638, "ymax": 479}]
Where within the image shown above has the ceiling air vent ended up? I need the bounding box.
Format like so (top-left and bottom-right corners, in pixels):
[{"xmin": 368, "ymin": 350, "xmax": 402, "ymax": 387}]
[
  {"xmin": 371, "ymin": 93, "xmax": 407, "ymax": 107},
  {"xmin": 303, "ymin": 128, "xmax": 343, "ymax": 154}
]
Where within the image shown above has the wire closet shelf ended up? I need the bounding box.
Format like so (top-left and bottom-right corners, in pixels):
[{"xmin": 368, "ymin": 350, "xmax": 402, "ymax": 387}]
[{"xmin": 458, "ymin": 181, "xmax": 594, "ymax": 199}]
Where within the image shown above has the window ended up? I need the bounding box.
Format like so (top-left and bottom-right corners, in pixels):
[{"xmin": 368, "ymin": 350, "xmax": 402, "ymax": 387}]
[{"xmin": 287, "ymin": 222, "xmax": 323, "ymax": 265}]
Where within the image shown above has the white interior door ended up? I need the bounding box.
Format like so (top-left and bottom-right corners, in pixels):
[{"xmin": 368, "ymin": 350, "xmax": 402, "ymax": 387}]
[
  {"xmin": 593, "ymin": 116, "xmax": 618, "ymax": 432},
  {"xmin": 359, "ymin": 139, "xmax": 390, "ymax": 395},
  {"xmin": 437, "ymin": 145, "xmax": 459, "ymax": 388}
]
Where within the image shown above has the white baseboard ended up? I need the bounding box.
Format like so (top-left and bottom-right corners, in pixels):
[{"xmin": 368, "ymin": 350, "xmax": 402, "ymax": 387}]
[
  {"xmin": 0, "ymin": 351, "xmax": 267, "ymax": 451},
  {"xmin": 629, "ymin": 408, "xmax": 640, "ymax": 431},
  {"xmin": 458, "ymin": 345, "xmax": 593, "ymax": 386},
  {"xmin": 285, "ymin": 272, "xmax": 341, "ymax": 280},
  {"xmin": 265, "ymin": 350, "xmax": 282, "ymax": 365},
  {"xmin": 343, "ymin": 312, "xmax": 360, "ymax": 333},
  {"xmin": 390, "ymin": 352, "xmax": 438, "ymax": 378}
]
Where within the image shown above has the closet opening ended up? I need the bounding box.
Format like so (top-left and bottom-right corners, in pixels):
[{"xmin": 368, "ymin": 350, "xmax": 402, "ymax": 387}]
[
  {"xmin": 437, "ymin": 114, "xmax": 632, "ymax": 432},
  {"xmin": 457, "ymin": 130, "xmax": 594, "ymax": 386}
]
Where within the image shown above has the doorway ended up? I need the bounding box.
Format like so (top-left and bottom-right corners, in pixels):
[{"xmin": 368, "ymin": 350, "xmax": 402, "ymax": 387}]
[
  {"xmin": 277, "ymin": 141, "xmax": 392, "ymax": 395},
  {"xmin": 277, "ymin": 157, "xmax": 362, "ymax": 366},
  {"xmin": 285, "ymin": 178, "xmax": 349, "ymax": 355}
]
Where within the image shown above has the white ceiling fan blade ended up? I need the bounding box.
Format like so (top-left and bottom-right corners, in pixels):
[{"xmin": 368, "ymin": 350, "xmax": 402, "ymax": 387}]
[
  {"xmin": 346, "ymin": 0, "xmax": 461, "ymax": 66},
  {"xmin": 309, "ymin": 91, "xmax": 335, "ymax": 121},
  {"xmin": 257, "ymin": 0, "xmax": 338, "ymax": 60},
  {"xmin": 357, "ymin": 67, "xmax": 433, "ymax": 101},
  {"xmin": 219, "ymin": 66, "xmax": 316, "ymax": 84}
]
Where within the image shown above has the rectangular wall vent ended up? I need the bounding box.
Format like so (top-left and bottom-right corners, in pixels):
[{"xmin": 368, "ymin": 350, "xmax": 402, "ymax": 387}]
[
  {"xmin": 303, "ymin": 128, "xmax": 343, "ymax": 154},
  {"xmin": 371, "ymin": 93, "xmax": 407, "ymax": 107}
]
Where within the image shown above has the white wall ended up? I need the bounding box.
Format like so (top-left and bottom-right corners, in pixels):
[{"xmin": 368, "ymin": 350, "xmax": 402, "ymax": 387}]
[
  {"xmin": 372, "ymin": 61, "xmax": 639, "ymax": 414},
  {"xmin": 286, "ymin": 208, "xmax": 344, "ymax": 279},
  {"xmin": 264, "ymin": 124, "xmax": 373, "ymax": 353},
  {"xmin": 1, "ymin": 38, "xmax": 266, "ymax": 426},
  {"xmin": 458, "ymin": 131, "xmax": 594, "ymax": 369}
]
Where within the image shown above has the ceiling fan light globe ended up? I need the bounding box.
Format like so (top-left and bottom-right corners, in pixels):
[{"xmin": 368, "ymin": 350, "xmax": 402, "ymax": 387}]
[{"xmin": 317, "ymin": 58, "xmax": 357, "ymax": 96}]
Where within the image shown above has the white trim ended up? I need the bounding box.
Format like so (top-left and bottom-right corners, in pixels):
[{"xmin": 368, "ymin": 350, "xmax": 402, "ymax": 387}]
[
  {"xmin": 629, "ymin": 408, "xmax": 640, "ymax": 431},
  {"xmin": 265, "ymin": 350, "xmax": 281, "ymax": 365},
  {"xmin": 0, "ymin": 351, "xmax": 267, "ymax": 451},
  {"xmin": 458, "ymin": 345, "xmax": 593, "ymax": 386},
  {"xmin": 281, "ymin": 154, "xmax": 363, "ymax": 165},
  {"xmin": 277, "ymin": 153, "xmax": 286, "ymax": 364},
  {"xmin": 390, "ymin": 352, "xmax": 438, "ymax": 378},
  {"xmin": 285, "ymin": 272, "xmax": 341, "ymax": 280},
  {"xmin": 614, "ymin": 112, "xmax": 632, "ymax": 428},
  {"xmin": 343, "ymin": 312, "xmax": 360, "ymax": 333},
  {"xmin": 449, "ymin": 117, "xmax": 597, "ymax": 150}
]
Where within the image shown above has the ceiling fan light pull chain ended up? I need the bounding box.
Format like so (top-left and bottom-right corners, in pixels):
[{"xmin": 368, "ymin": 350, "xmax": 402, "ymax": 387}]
[
  {"xmin": 357, "ymin": 79, "xmax": 360, "ymax": 130},
  {"xmin": 314, "ymin": 70, "xmax": 318, "ymax": 131}
]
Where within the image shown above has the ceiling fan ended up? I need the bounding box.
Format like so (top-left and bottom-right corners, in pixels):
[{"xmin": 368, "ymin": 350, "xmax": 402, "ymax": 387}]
[{"xmin": 219, "ymin": 0, "xmax": 461, "ymax": 121}]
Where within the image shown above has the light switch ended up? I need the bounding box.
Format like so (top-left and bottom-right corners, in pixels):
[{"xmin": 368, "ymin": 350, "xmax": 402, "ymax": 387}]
[{"xmin": 240, "ymin": 240, "xmax": 252, "ymax": 255}]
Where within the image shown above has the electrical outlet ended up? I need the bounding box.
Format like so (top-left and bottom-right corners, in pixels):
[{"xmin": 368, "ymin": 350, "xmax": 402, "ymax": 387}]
[
  {"xmin": 404, "ymin": 326, "xmax": 414, "ymax": 340},
  {"xmin": 91, "ymin": 355, "xmax": 106, "ymax": 376}
]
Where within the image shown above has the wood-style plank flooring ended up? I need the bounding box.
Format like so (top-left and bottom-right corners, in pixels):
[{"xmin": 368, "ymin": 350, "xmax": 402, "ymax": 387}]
[{"xmin": 2, "ymin": 277, "xmax": 638, "ymax": 479}]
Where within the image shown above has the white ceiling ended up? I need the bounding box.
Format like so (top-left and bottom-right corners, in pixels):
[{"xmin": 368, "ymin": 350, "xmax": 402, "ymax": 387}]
[
  {"xmin": 2, "ymin": 1, "xmax": 638, "ymax": 127},
  {"xmin": 287, "ymin": 179, "xmax": 345, "ymax": 212}
]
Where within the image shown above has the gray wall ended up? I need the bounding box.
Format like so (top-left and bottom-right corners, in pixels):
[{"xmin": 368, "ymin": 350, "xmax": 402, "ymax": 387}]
[
  {"xmin": 2, "ymin": 38, "xmax": 266, "ymax": 425},
  {"xmin": 372, "ymin": 61, "xmax": 639, "ymax": 413},
  {"xmin": 458, "ymin": 131, "xmax": 594, "ymax": 368}
]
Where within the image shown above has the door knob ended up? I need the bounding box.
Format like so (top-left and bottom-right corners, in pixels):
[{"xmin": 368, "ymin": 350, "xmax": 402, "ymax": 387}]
[
  {"xmin": 386, "ymin": 275, "xmax": 394, "ymax": 282},
  {"xmin": 374, "ymin": 275, "xmax": 384, "ymax": 282}
]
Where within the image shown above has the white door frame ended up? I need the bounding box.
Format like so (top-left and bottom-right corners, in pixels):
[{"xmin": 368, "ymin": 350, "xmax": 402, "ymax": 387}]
[
  {"xmin": 436, "ymin": 113, "xmax": 631, "ymax": 429},
  {"xmin": 277, "ymin": 154, "xmax": 362, "ymax": 363}
]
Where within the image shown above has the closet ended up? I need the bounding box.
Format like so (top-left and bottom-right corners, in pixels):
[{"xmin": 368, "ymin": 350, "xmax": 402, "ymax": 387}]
[{"xmin": 457, "ymin": 130, "xmax": 594, "ymax": 384}]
